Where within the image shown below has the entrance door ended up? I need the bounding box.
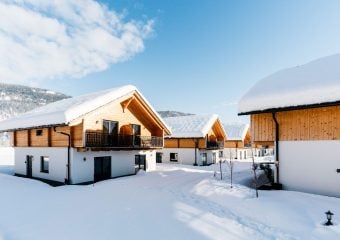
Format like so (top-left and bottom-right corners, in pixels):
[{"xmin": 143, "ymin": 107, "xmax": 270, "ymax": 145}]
[
  {"xmin": 156, "ymin": 152, "xmax": 163, "ymax": 163},
  {"xmin": 26, "ymin": 155, "xmax": 33, "ymax": 178},
  {"xmin": 94, "ymin": 157, "xmax": 111, "ymax": 182},
  {"xmin": 212, "ymin": 152, "xmax": 216, "ymax": 164},
  {"xmin": 135, "ymin": 154, "xmax": 146, "ymax": 173}
]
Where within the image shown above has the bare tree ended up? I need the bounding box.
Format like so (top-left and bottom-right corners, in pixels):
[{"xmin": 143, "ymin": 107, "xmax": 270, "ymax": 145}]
[{"xmin": 227, "ymin": 149, "xmax": 235, "ymax": 188}]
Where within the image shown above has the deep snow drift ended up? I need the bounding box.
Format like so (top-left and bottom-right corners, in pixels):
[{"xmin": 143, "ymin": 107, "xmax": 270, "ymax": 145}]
[{"xmin": 0, "ymin": 160, "xmax": 339, "ymax": 240}]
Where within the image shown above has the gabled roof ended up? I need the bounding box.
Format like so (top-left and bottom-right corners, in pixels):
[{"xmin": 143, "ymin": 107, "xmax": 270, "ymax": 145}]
[
  {"xmin": 163, "ymin": 114, "xmax": 225, "ymax": 138},
  {"xmin": 239, "ymin": 54, "xmax": 340, "ymax": 115},
  {"xmin": 223, "ymin": 123, "xmax": 249, "ymax": 141},
  {"xmin": 0, "ymin": 85, "xmax": 171, "ymax": 133}
]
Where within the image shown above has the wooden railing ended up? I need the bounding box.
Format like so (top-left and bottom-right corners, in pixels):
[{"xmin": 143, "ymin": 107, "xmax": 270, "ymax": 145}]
[
  {"xmin": 206, "ymin": 141, "xmax": 224, "ymax": 149},
  {"xmin": 85, "ymin": 131, "xmax": 163, "ymax": 148}
]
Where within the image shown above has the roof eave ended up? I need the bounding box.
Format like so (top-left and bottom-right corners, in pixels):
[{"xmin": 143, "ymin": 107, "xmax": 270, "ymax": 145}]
[
  {"xmin": 0, "ymin": 123, "xmax": 67, "ymax": 133},
  {"xmin": 238, "ymin": 100, "xmax": 340, "ymax": 116}
]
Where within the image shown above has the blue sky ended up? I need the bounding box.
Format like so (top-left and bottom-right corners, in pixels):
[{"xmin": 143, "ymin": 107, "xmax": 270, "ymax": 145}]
[{"xmin": 4, "ymin": 0, "xmax": 340, "ymax": 123}]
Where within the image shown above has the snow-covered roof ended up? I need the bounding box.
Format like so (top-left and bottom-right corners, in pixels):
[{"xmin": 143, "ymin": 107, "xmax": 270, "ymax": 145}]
[
  {"xmin": 163, "ymin": 114, "xmax": 223, "ymax": 138},
  {"xmin": 0, "ymin": 85, "xmax": 170, "ymax": 132},
  {"xmin": 223, "ymin": 123, "xmax": 249, "ymax": 141},
  {"xmin": 239, "ymin": 54, "xmax": 340, "ymax": 114}
]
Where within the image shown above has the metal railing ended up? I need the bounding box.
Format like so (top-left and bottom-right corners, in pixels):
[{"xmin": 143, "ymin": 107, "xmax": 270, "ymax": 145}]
[
  {"xmin": 85, "ymin": 131, "xmax": 163, "ymax": 148},
  {"xmin": 206, "ymin": 141, "xmax": 224, "ymax": 149}
]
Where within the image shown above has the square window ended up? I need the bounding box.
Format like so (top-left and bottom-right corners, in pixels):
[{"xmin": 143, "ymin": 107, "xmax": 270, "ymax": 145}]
[
  {"xmin": 40, "ymin": 156, "xmax": 49, "ymax": 173},
  {"xmin": 170, "ymin": 153, "xmax": 178, "ymax": 162},
  {"xmin": 36, "ymin": 129, "xmax": 43, "ymax": 136}
]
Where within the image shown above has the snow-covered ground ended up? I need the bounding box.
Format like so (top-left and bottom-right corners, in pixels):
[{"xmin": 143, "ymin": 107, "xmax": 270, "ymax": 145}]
[{"xmin": 0, "ymin": 160, "xmax": 339, "ymax": 240}]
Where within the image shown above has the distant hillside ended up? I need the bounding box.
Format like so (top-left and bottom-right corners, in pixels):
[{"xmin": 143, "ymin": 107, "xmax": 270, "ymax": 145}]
[
  {"xmin": 0, "ymin": 83, "xmax": 69, "ymax": 146},
  {"xmin": 0, "ymin": 83, "xmax": 69, "ymax": 121},
  {"xmin": 158, "ymin": 111, "xmax": 194, "ymax": 118}
]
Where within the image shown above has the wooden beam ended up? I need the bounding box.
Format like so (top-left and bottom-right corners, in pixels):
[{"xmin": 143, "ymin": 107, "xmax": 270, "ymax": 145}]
[
  {"xmin": 27, "ymin": 130, "xmax": 31, "ymax": 147},
  {"xmin": 120, "ymin": 96, "xmax": 135, "ymax": 113},
  {"xmin": 47, "ymin": 128, "xmax": 52, "ymax": 147},
  {"xmin": 12, "ymin": 131, "xmax": 16, "ymax": 147}
]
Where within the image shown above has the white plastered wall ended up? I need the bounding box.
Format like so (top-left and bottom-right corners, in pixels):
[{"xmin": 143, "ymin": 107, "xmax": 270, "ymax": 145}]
[
  {"xmin": 160, "ymin": 148, "xmax": 223, "ymax": 165},
  {"xmin": 14, "ymin": 147, "xmax": 68, "ymax": 183},
  {"xmin": 71, "ymin": 149, "xmax": 156, "ymax": 184},
  {"xmin": 280, "ymin": 141, "xmax": 340, "ymax": 197}
]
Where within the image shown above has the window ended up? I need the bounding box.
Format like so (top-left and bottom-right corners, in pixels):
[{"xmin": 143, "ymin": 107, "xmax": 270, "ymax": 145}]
[
  {"xmin": 201, "ymin": 153, "xmax": 207, "ymax": 166},
  {"xmin": 40, "ymin": 156, "xmax": 49, "ymax": 173},
  {"xmin": 170, "ymin": 153, "xmax": 178, "ymax": 162},
  {"xmin": 219, "ymin": 151, "xmax": 223, "ymax": 158},
  {"xmin": 103, "ymin": 120, "xmax": 118, "ymax": 134},
  {"xmin": 131, "ymin": 124, "xmax": 141, "ymax": 136},
  {"xmin": 36, "ymin": 129, "xmax": 43, "ymax": 136}
]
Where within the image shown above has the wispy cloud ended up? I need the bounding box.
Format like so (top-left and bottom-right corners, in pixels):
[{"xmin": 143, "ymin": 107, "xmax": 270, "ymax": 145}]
[{"xmin": 0, "ymin": 0, "xmax": 154, "ymax": 85}]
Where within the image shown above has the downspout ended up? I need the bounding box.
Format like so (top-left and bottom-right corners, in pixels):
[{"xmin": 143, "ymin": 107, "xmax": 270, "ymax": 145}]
[
  {"xmin": 272, "ymin": 112, "xmax": 280, "ymax": 183},
  {"xmin": 54, "ymin": 127, "xmax": 71, "ymax": 184},
  {"xmin": 194, "ymin": 138, "xmax": 198, "ymax": 166}
]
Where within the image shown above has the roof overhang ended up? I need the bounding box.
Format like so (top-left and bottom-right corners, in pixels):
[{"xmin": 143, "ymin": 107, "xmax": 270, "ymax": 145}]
[
  {"xmin": 0, "ymin": 123, "xmax": 67, "ymax": 133},
  {"xmin": 238, "ymin": 100, "xmax": 340, "ymax": 116}
]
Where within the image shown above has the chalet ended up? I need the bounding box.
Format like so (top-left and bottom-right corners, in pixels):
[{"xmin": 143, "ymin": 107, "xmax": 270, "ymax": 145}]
[
  {"xmin": 159, "ymin": 114, "xmax": 226, "ymax": 166},
  {"xmin": 0, "ymin": 85, "xmax": 171, "ymax": 185},
  {"xmin": 238, "ymin": 54, "xmax": 340, "ymax": 197},
  {"xmin": 223, "ymin": 123, "xmax": 251, "ymax": 160}
]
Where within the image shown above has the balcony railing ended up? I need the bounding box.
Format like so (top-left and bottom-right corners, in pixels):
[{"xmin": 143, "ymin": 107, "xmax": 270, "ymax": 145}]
[
  {"xmin": 206, "ymin": 141, "xmax": 224, "ymax": 149},
  {"xmin": 85, "ymin": 131, "xmax": 163, "ymax": 149}
]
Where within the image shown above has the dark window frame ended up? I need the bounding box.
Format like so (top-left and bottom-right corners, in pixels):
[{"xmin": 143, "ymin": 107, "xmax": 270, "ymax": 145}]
[
  {"xmin": 40, "ymin": 156, "xmax": 49, "ymax": 173},
  {"xmin": 170, "ymin": 153, "xmax": 178, "ymax": 162},
  {"xmin": 36, "ymin": 129, "xmax": 43, "ymax": 136},
  {"xmin": 103, "ymin": 120, "xmax": 119, "ymax": 135}
]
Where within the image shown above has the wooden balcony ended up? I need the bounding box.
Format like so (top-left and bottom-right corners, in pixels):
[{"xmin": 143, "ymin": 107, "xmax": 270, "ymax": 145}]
[
  {"xmin": 206, "ymin": 141, "xmax": 224, "ymax": 150},
  {"xmin": 85, "ymin": 131, "xmax": 163, "ymax": 149}
]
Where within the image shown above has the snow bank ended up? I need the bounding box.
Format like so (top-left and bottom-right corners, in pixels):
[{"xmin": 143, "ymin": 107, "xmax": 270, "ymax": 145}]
[
  {"xmin": 0, "ymin": 163, "xmax": 339, "ymax": 239},
  {"xmin": 239, "ymin": 54, "xmax": 340, "ymax": 114},
  {"xmin": 164, "ymin": 114, "xmax": 222, "ymax": 138}
]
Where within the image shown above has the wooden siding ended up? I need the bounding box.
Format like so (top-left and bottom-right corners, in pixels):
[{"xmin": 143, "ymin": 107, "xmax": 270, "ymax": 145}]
[
  {"xmin": 251, "ymin": 106, "xmax": 340, "ymax": 142},
  {"xmin": 13, "ymin": 123, "xmax": 84, "ymax": 148},
  {"xmin": 224, "ymin": 141, "xmax": 244, "ymax": 148},
  {"xmin": 11, "ymin": 91, "xmax": 167, "ymax": 148},
  {"xmin": 164, "ymin": 138, "xmax": 206, "ymax": 149}
]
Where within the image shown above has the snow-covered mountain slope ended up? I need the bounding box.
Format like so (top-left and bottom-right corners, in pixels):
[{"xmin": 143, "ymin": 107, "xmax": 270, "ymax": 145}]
[
  {"xmin": 157, "ymin": 111, "xmax": 193, "ymax": 118},
  {"xmin": 0, "ymin": 83, "xmax": 69, "ymax": 121},
  {"xmin": 0, "ymin": 83, "xmax": 69, "ymax": 146}
]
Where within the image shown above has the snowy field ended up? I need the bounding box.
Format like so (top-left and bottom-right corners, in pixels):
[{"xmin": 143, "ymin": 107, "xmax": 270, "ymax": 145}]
[{"xmin": 0, "ymin": 160, "xmax": 339, "ymax": 240}]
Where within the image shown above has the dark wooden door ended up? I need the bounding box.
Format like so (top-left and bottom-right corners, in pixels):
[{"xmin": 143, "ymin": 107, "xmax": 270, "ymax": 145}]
[
  {"xmin": 135, "ymin": 155, "xmax": 146, "ymax": 173},
  {"xmin": 26, "ymin": 155, "xmax": 33, "ymax": 178},
  {"xmin": 156, "ymin": 152, "xmax": 162, "ymax": 163},
  {"xmin": 94, "ymin": 157, "xmax": 111, "ymax": 182}
]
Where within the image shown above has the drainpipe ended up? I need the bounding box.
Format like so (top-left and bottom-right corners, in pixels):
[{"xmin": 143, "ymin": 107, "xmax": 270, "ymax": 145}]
[
  {"xmin": 54, "ymin": 127, "xmax": 71, "ymax": 184},
  {"xmin": 194, "ymin": 138, "xmax": 198, "ymax": 166},
  {"xmin": 272, "ymin": 112, "xmax": 280, "ymax": 183}
]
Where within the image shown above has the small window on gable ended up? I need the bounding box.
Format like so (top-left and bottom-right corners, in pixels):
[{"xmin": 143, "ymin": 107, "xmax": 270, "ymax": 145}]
[{"xmin": 36, "ymin": 129, "xmax": 43, "ymax": 136}]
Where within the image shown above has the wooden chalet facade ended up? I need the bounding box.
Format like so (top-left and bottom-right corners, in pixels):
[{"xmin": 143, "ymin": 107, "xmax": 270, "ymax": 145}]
[
  {"xmin": 1, "ymin": 85, "xmax": 171, "ymax": 185},
  {"xmin": 239, "ymin": 54, "xmax": 340, "ymax": 197},
  {"xmin": 160, "ymin": 114, "xmax": 226, "ymax": 166},
  {"xmin": 223, "ymin": 123, "xmax": 252, "ymax": 160}
]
